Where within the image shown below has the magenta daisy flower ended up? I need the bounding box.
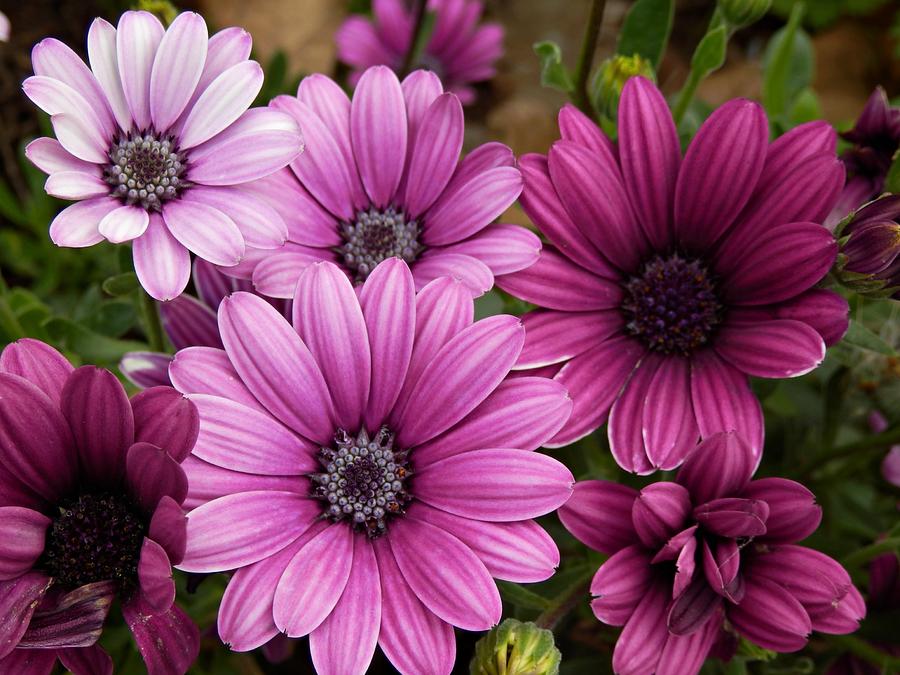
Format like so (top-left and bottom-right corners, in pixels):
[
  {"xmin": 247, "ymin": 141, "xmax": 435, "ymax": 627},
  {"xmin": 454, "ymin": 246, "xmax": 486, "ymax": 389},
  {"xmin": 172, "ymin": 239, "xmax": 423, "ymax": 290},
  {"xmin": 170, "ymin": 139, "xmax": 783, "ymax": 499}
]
[
  {"xmin": 0, "ymin": 339, "xmax": 200, "ymax": 674},
  {"xmin": 170, "ymin": 258, "xmax": 574, "ymax": 674},
  {"xmin": 498, "ymin": 76, "xmax": 849, "ymax": 472},
  {"xmin": 23, "ymin": 11, "xmax": 303, "ymax": 301},
  {"xmin": 119, "ymin": 259, "xmax": 289, "ymax": 388},
  {"xmin": 223, "ymin": 66, "xmax": 535, "ymax": 298},
  {"xmin": 559, "ymin": 432, "xmax": 865, "ymax": 675},
  {"xmin": 336, "ymin": 0, "xmax": 503, "ymax": 105}
]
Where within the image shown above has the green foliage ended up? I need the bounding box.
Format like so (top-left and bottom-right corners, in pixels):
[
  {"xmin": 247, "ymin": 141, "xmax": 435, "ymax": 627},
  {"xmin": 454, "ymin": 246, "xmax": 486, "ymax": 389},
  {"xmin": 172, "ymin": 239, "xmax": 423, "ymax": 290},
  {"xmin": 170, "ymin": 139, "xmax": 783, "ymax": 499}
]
[
  {"xmin": 615, "ymin": 0, "xmax": 674, "ymax": 69},
  {"xmin": 771, "ymin": 0, "xmax": 892, "ymax": 29},
  {"xmin": 534, "ymin": 41, "xmax": 574, "ymax": 94},
  {"xmin": 691, "ymin": 24, "xmax": 729, "ymax": 77}
]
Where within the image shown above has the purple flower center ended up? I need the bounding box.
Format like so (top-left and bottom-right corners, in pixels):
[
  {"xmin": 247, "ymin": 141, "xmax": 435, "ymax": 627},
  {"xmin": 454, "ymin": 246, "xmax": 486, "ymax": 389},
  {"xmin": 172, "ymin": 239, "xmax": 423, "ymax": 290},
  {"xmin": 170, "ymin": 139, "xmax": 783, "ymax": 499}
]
[
  {"xmin": 339, "ymin": 207, "xmax": 424, "ymax": 282},
  {"xmin": 311, "ymin": 426, "xmax": 412, "ymax": 538},
  {"xmin": 621, "ymin": 253, "xmax": 723, "ymax": 355},
  {"xmin": 41, "ymin": 492, "xmax": 146, "ymax": 594},
  {"xmin": 105, "ymin": 131, "xmax": 188, "ymax": 211}
]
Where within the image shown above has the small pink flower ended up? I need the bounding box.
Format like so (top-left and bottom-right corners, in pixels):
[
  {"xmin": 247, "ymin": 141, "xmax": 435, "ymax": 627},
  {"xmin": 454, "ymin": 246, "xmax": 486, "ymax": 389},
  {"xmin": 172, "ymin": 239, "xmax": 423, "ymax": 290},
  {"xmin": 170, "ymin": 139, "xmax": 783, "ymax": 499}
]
[
  {"xmin": 172, "ymin": 258, "xmax": 574, "ymax": 674},
  {"xmin": 23, "ymin": 11, "xmax": 303, "ymax": 300},
  {"xmin": 336, "ymin": 0, "xmax": 503, "ymax": 105}
]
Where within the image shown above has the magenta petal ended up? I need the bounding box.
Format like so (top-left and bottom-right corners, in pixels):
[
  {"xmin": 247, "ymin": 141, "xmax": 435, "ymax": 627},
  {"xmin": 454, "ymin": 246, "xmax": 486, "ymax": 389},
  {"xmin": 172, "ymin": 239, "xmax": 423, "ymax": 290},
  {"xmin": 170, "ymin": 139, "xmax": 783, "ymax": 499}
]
[
  {"xmin": 411, "ymin": 503, "xmax": 559, "ymax": 583},
  {"xmin": 360, "ymin": 258, "xmax": 415, "ymax": 429},
  {"xmin": 657, "ymin": 611, "xmax": 721, "ymax": 675},
  {"xmin": 0, "ymin": 374, "xmax": 76, "ymax": 501},
  {"xmin": 674, "ymin": 99, "xmax": 768, "ymax": 250},
  {"xmin": 273, "ymin": 524, "xmax": 354, "ymax": 637},
  {"xmin": 690, "ymin": 350, "xmax": 764, "ymax": 464},
  {"xmin": 558, "ymin": 103, "xmax": 616, "ymax": 159},
  {"xmin": 609, "ymin": 355, "xmax": 661, "ymax": 475},
  {"xmin": 652, "ymin": 525, "xmax": 699, "ymax": 564},
  {"xmin": 415, "ymin": 448, "xmax": 573, "ymax": 521},
  {"xmin": 677, "ymin": 432, "xmax": 756, "ymax": 504},
  {"xmin": 762, "ymin": 290, "xmax": 849, "ymax": 347},
  {"xmin": 740, "ymin": 478, "xmax": 822, "ymax": 543},
  {"xmin": 18, "ymin": 580, "xmax": 115, "ymax": 649},
  {"xmin": 373, "ymin": 537, "xmax": 456, "ymax": 675},
  {"xmin": 714, "ymin": 317, "xmax": 825, "ymax": 379},
  {"xmin": 0, "ymin": 339, "xmax": 73, "ymax": 405},
  {"xmin": 180, "ymin": 491, "xmax": 317, "ymax": 573},
  {"xmin": 0, "ymin": 572, "xmax": 52, "ymax": 658},
  {"xmin": 351, "ymin": 66, "xmax": 407, "ymax": 208},
  {"xmin": 728, "ymin": 576, "xmax": 811, "ymax": 652},
  {"xmin": 58, "ymin": 645, "xmax": 113, "ymax": 675},
  {"xmin": 703, "ymin": 539, "xmax": 744, "ymax": 602},
  {"xmin": 517, "ymin": 309, "xmax": 622, "ymax": 369},
  {"xmin": 137, "ymin": 538, "xmax": 175, "ymax": 611},
  {"xmin": 218, "ymin": 292, "xmax": 335, "ymax": 445},
  {"xmin": 400, "ymin": 70, "xmax": 444, "ymax": 141},
  {"xmin": 632, "ymin": 483, "xmax": 692, "ymax": 549},
  {"xmin": 309, "ymin": 535, "xmax": 381, "ymax": 675},
  {"xmin": 389, "ymin": 517, "xmax": 501, "ymax": 631},
  {"xmin": 755, "ymin": 120, "xmax": 836, "ymax": 196},
  {"xmin": 0, "ymin": 648, "xmax": 57, "ymax": 673},
  {"xmin": 122, "ymin": 596, "xmax": 199, "ymax": 675},
  {"xmin": 159, "ymin": 295, "xmax": 220, "ymax": 350},
  {"xmin": 414, "ymin": 377, "xmax": 572, "ymax": 466},
  {"xmin": 673, "ymin": 535, "xmax": 698, "ymax": 599},
  {"xmin": 0, "ymin": 507, "xmax": 50, "ymax": 581},
  {"xmin": 126, "ymin": 442, "xmax": 188, "ymax": 513},
  {"xmin": 148, "ymin": 496, "xmax": 187, "ymax": 566},
  {"xmin": 131, "ymin": 386, "xmax": 199, "ymax": 463},
  {"xmin": 618, "ymin": 76, "xmax": 680, "ymax": 249},
  {"xmin": 61, "ymin": 366, "xmax": 134, "ymax": 487},
  {"xmin": 667, "ymin": 576, "xmax": 722, "ymax": 636},
  {"xmin": 292, "ymin": 262, "xmax": 371, "ymax": 431},
  {"xmin": 643, "ymin": 356, "xmax": 698, "ymax": 470},
  {"xmin": 119, "ymin": 352, "xmax": 172, "ymax": 389},
  {"xmin": 557, "ymin": 480, "xmax": 639, "ymax": 555},
  {"xmin": 590, "ymin": 545, "xmax": 655, "ymax": 626},
  {"xmin": 395, "ymin": 315, "xmax": 524, "ymax": 447},
  {"xmin": 612, "ymin": 580, "xmax": 669, "ymax": 675},
  {"xmin": 549, "ymin": 336, "xmax": 645, "ymax": 447},
  {"xmin": 693, "ymin": 497, "xmax": 770, "ymax": 538}
]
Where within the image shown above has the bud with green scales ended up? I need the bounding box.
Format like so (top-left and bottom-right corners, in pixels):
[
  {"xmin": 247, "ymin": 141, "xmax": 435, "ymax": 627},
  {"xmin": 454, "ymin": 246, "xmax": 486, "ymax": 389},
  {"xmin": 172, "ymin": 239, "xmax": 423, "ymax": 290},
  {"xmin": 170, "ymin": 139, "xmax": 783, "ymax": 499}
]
[{"xmin": 470, "ymin": 619, "xmax": 561, "ymax": 675}]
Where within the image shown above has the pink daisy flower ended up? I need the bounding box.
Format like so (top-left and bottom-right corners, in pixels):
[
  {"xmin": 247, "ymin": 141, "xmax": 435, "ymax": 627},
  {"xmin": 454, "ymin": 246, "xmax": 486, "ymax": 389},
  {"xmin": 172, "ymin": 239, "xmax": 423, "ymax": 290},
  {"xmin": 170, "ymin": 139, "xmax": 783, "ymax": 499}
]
[
  {"xmin": 171, "ymin": 258, "xmax": 574, "ymax": 674},
  {"xmin": 498, "ymin": 76, "xmax": 850, "ymax": 472},
  {"xmin": 0, "ymin": 11, "xmax": 9, "ymax": 41},
  {"xmin": 225, "ymin": 66, "xmax": 536, "ymax": 298},
  {"xmin": 559, "ymin": 432, "xmax": 865, "ymax": 675},
  {"xmin": 336, "ymin": 0, "xmax": 503, "ymax": 105},
  {"xmin": 23, "ymin": 11, "xmax": 304, "ymax": 301},
  {"xmin": 0, "ymin": 339, "xmax": 200, "ymax": 675}
]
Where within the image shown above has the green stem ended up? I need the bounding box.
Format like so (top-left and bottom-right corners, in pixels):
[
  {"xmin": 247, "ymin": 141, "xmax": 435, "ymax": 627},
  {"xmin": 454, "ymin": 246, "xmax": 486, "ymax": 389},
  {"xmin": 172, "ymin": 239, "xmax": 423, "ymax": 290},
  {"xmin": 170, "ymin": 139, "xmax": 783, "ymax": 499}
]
[
  {"xmin": 399, "ymin": 0, "xmax": 428, "ymax": 77},
  {"xmin": 828, "ymin": 634, "xmax": 900, "ymax": 670},
  {"xmin": 139, "ymin": 290, "xmax": 166, "ymax": 353},
  {"xmin": 797, "ymin": 425, "xmax": 900, "ymax": 478},
  {"xmin": 534, "ymin": 571, "xmax": 592, "ymax": 631},
  {"xmin": 671, "ymin": 70, "xmax": 703, "ymax": 125},
  {"xmin": 572, "ymin": 0, "xmax": 607, "ymax": 117},
  {"xmin": 841, "ymin": 536, "xmax": 900, "ymax": 570}
]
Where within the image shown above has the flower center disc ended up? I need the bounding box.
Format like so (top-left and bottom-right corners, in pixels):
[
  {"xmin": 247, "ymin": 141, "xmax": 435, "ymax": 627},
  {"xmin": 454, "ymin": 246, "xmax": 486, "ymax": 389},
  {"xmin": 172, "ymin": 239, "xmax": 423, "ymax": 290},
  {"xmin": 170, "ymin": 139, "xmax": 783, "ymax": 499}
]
[
  {"xmin": 621, "ymin": 253, "xmax": 722, "ymax": 355},
  {"xmin": 42, "ymin": 493, "xmax": 146, "ymax": 593},
  {"xmin": 105, "ymin": 131, "xmax": 187, "ymax": 211},
  {"xmin": 311, "ymin": 427, "xmax": 412, "ymax": 538},
  {"xmin": 339, "ymin": 207, "xmax": 424, "ymax": 282}
]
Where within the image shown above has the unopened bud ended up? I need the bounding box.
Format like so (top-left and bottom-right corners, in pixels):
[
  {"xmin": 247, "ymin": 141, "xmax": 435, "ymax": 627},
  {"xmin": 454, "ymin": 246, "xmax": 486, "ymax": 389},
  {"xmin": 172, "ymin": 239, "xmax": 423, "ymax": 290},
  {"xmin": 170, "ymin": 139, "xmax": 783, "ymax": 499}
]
[
  {"xmin": 589, "ymin": 54, "xmax": 654, "ymax": 120},
  {"xmin": 470, "ymin": 619, "xmax": 561, "ymax": 675},
  {"xmin": 835, "ymin": 195, "xmax": 900, "ymax": 298}
]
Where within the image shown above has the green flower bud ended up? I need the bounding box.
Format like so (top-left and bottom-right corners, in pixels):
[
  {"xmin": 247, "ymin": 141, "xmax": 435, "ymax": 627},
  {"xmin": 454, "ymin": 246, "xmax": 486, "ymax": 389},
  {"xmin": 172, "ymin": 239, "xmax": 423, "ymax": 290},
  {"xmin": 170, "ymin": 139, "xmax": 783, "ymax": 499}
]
[
  {"xmin": 589, "ymin": 54, "xmax": 655, "ymax": 120},
  {"xmin": 470, "ymin": 619, "xmax": 561, "ymax": 675},
  {"xmin": 717, "ymin": 0, "xmax": 772, "ymax": 28}
]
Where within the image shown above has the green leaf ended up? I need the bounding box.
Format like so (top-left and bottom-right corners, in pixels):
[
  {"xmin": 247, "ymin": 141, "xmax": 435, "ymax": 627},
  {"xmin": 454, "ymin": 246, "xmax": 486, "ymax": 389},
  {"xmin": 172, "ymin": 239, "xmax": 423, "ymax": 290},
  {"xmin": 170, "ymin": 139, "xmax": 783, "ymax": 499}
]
[
  {"xmin": 762, "ymin": 3, "xmax": 812, "ymax": 120},
  {"xmin": 690, "ymin": 24, "xmax": 728, "ymax": 77},
  {"xmin": 616, "ymin": 0, "xmax": 674, "ymax": 69},
  {"xmin": 44, "ymin": 317, "xmax": 147, "ymax": 363},
  {"xmin": 840, "ymin": 320, "xmax": 897, "ymax": 356},
  {"xmin": 885, "ymin": 148, "xmax": 900, "ymax": 194},
  {"xmin": 534, "ymin": 41, "xmax": 574, "ymax": 93},
  {"xmin": 102, "ymin": 272, "xmax": 139, "ymax": 297},
  {"xmin": 496, "ymin": 581, "xmax": 552, "ymax": 611}
]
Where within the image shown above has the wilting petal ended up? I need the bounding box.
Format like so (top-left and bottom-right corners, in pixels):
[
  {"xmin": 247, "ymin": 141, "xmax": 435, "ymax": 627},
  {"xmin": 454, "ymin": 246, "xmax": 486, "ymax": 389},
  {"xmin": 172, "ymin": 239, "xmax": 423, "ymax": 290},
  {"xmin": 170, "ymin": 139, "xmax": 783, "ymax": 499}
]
[
  {"xmin": 18, "ymin": 581, "xmax": 115, "ymax": 649},
  {"xmin": 131, "ymin": 386, "xmax": 199, "ymax": 463},
  {"xmin": 678, "ymin": 432, "xmax": 756, "ymax": 505},
  {"xmin": 122, "ymin": 595, "xmax": 199, "ymax": 675},
  {"xmin": 0, "ymin": 572, "xmax": 52, "ymax": 659},
  {"xmin": 740, "ymin": 478, "xmax": 822, "ymax": 543},
  {"xmin": 557, "ymin": 480, "xmax": 638, "ymax": 554},
  {"xmin": 590, "ymin": 546, "xmax": 655, "ymax": 626},
  {"xmin": 728, "ymin": 576, "xmax": 811, "ymax": 652},
  {"xmin": 0, "ymin": 508, "xmax": 50, "ymax": 581},
  {"xmin": 0, "ymin": 339, "xmax": 72, "ymax": 405}
]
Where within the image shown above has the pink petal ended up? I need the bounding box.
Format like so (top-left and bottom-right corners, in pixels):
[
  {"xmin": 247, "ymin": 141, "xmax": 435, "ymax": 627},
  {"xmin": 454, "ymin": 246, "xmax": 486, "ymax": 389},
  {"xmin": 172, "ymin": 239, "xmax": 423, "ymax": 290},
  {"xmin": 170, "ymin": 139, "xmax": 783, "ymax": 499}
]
[
  {"xmin": 433, "ymin": 224, "xmax": 541, "ymax": 276},
  {"xmin": 49, "ymin": 198, "xmax": 117, "ymax": 248},
  {"xmin": 557, "ymin": 480, "xmax": 639, "ymax": 554},
  {"xmin": 44, "ymin": 171, "xmax": 108, "ymax": 200},
  {"xmin": 87, "ymin": 18, "xmax": 132, "ymax": 131},
  {"xmin": 162, "ymin": 199, "xmax": 244, "ymax": 266},
  {"xmin": 590, "ymin": 545, "xmax": 655, "ymax": 626},
  {"xmin": 132, "ymin": 213, "xmax": 191, "ymax": 301},
  {"xmin": 412, "ymin": 252, "xmax": 494, "ymax": 296},
  {"xmin": 169, "ymin": 346, "xmax": 263, "ymax": 411},
  {"xmin": 643, "ymin": 356, "xmax": 698, "ymax": 470},
  {"xmin": 0, "ymin": 338, "xmax": 73, "ymax": 405},
  {"xmin": 517, "ymin": 309, "xmax": 622, "ymax": 369},
  {"xmin": 97, "ymin": 205, "xmax": 149, "ymax": 243},
  {"xmin": 251, "ymin": 246, "xmax": 334, "ymax": 298},
  {"xmin": 180, "ymin": 456, "xmax": 306, "ymax": 511},
  {"xmin": 131, "ymin": 386, "xmax": 199, "ymax": 463},
  {"xmin": 49, "ymin": 113, "xmax": 107, "ymax": 163},
  {"xmin": 116, "ymin": 11, "xmax": 165, "ymax": 130},
  {"xmin": 0, "ymin": 507, "xmax": 50, "ymax": 581},
  {"xmin": 558, "ymin": 103, "xmax": 616, "ymax": 158},
  {"xmin": 612, "ymin": 580, "xmax": 669, "ymax": 675},
  {"xmin": 404, "ymin": 93, "xmax": 464, "ymax": 217},
  {"xmin": 182, "ymin": 186, "xmax": 287, "ymax": 250},
  {"xmin": 25, "ymin": 137, "xmax": 100, "ymax": 176},
  {"xmin": 149, "ymin": 12, "xmax": 207, "ymax": 131},
  {"xmin": 714, "ymin": 317, "xmax": 825, "ymax": 379}
]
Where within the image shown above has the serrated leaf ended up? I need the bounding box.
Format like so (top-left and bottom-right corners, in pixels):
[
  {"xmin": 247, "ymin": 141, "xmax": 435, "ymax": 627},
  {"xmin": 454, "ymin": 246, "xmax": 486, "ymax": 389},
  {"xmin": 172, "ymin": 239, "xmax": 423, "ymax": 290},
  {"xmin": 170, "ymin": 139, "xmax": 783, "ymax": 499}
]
[
  {"xmin": 534, "ymin": 41, "xmax": 574, "ymax": 93},
  {"xmin": 690, "ymin": 24, "xmax": 728, "ymax": 77},
  {"xmin": 496, "ymin": 581, "xmax": 552, "ymax": 611},
  {"xmin": 840, "ymin": 320, "xmax": 897, "ymax": 356},
  {"xmin": 615, "ymin": 0, "xmax": 674, "ymax": 69},
  {"xmin": 102, "ymin": 272, "xmax": 139, "ymax": 297}
]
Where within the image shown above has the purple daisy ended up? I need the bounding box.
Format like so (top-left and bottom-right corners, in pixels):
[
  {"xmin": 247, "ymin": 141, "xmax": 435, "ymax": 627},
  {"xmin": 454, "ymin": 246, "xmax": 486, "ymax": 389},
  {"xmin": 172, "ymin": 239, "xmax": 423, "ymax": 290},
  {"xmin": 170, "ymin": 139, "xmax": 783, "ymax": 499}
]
[
  {"xmin": 222, "ymin": 66, "xmax": 536, "ymax": 298},
  {"xmin": 336, "ymin": 0, "xmax": 503, "ymax": 105},
  {"xmin": 0, "ymin": 339, "xmax": 200, "ymax": 674},
  {"xmin": 827, "ymin": 87, "xmax": 900, "ymax": 228},
  {"xmin": 559, "ymin": 432, "xmax": 865, "ymax": 675},
  {"xmin": 170, "ymin": 258, "xmax": 574, "ymax": 674},
  {"xmin": 119, "ymin": 259, "xmax": 288, "ymax": 388},
  {"xmin": 497, "ymin": 76, "xmax": 849, "ymax": 472},
  {"xmin": 23, "ymin": 11, "xmax": 303, "ymax": 301}
]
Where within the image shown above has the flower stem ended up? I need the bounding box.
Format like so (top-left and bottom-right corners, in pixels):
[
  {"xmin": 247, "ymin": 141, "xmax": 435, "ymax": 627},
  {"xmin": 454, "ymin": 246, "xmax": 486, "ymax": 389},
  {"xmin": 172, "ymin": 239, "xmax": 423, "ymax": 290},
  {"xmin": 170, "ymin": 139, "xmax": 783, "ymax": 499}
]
[
  {"xmin": 399, "ymin": 0, "xmax": 429, "ymax": 77},
  {"xmin": 139, "ymin": 290, "xmax": 166, "ymax": 353},
  {"xmin": 534, "ymin": 572, "xmax": 592, "ymax": 631},
  {"xmin": 797, "ymin": 425, "xmax": 900, "ymax": 479},
  {"xmin": 671, "ymin": 69, "xmax": 703, "ymax": 125},
  {"xmin": 572, "ymin": 0, "xmax": 607, "ymax": 117},
  {"xmin": 828, "ymin": 634, "xmax": 900, "ymax": 670},
  {"xmin": 840, "ymin": 536, "xmax": 900, "ymax": 570}
]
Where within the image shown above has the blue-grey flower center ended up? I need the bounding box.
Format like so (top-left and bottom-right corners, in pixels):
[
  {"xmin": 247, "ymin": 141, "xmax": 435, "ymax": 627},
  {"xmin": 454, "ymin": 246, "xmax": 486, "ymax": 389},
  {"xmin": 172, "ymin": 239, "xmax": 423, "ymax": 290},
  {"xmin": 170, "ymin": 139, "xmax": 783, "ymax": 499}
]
[
  {"xmin": 338, "ymin": 206, "xmax": 424, "ymax": 282},
  {"xmin": 621, "ymin": 253, "xmax": 723, "ymax": 355},
  {"xmin": 311, "ymin": 427, "xmax": 412, "ymax": 538},
  {"xmin": 42, "ymin": 492, "xmax": 146, "ymax": 594},
  {"xmin": 105, "ymin": 131, "xmax": 188, "ymax": 211}
]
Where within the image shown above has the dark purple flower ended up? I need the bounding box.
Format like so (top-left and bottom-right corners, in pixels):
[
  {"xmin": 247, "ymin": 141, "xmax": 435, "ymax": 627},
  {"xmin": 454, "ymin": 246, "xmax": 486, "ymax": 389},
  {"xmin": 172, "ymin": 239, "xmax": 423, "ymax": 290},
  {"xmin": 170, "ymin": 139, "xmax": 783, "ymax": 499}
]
[
  {"xmin": 836, "ymin": 196, "xmax": 900, "ymax": 298},
  {"xmin": 119, "ymin": 259, "xmax": 288, "ymax": 388},
  {"xmin": 336, "ymin": 0, "xmax": 503, "ymax": 105},
  {"xmin": 0, "ymin": 339, "xmax": 200, "ymax": 674},
  {"xmin": 559, "ymin": 432, "xmax": 865, "ymax": 675},
  {"xmin": 497, "ymin": 76, "xmax": 848, "ymax": 472},
  {"xmin": 827, "ymin": 87, "xmax": 900, "ymax": 227}
]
